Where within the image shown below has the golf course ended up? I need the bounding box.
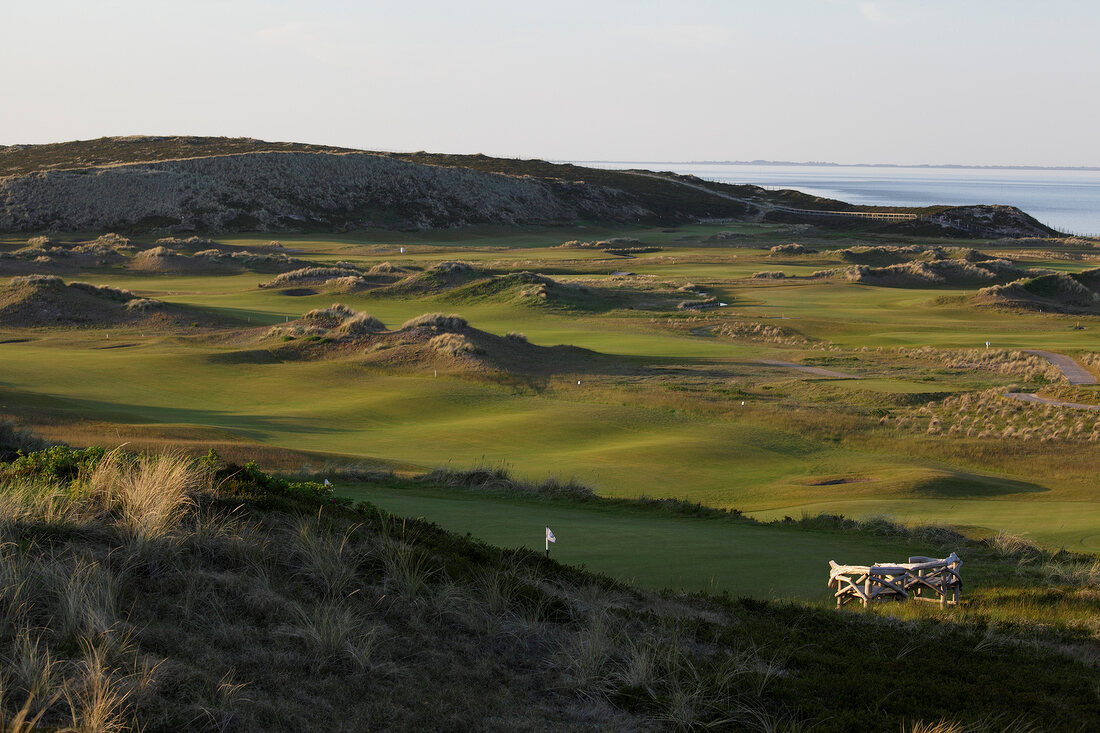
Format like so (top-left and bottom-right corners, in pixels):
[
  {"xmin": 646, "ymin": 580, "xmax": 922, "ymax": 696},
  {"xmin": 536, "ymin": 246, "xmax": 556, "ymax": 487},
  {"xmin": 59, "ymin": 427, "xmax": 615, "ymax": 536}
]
[
  {"xmin": 3, "ymin": 219, "xmax": 1100, "ymax": 591},
  {"xmin": 3, "ymin": 138, "xmax": 1100, "ymax": 732}
]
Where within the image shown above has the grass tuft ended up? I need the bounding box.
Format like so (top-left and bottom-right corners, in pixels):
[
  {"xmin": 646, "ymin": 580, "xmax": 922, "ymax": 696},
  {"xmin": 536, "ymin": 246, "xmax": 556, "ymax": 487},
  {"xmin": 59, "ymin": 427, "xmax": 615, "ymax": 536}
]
[{"xmin": 90, "ymin": 450, "xmax": 202, "ymax": 544}]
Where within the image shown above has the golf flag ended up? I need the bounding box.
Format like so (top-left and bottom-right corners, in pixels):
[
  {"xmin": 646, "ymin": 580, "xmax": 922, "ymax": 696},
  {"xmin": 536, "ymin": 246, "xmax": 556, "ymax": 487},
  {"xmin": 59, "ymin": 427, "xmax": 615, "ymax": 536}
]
[{"xmin": 546, "ymin": 527, "xmax": 556, "ymax": 544}]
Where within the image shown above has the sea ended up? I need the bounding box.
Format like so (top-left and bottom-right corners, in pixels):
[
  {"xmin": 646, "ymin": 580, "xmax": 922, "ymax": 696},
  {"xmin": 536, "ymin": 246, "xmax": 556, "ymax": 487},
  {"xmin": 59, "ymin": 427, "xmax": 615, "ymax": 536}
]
[{"xmin": 571, "ymin": 162, "xmax": 1100, "ymax": 236}]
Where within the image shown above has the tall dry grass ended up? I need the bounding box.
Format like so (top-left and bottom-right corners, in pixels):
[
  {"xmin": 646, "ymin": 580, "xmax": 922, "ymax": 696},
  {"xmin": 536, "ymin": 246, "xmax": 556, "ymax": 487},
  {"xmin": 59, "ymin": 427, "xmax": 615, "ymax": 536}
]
[
  {"xmin": 888, "ymin": 389, "xmax": 1100, "ymax": 443},
  {"xmin": 89, "ymin": 450, "xmax": 203, "ymax": 543},
  {"xmin": 902, "ymin": 718, "xmax": 1038, "ymax": 733},
  {"xmin": 285, "ymin": 601, "xmax": 379, "ymax": 672},
  {"xmin": 400, "ymin": 313, "xmax": 467, "ymax": 331},
  {"xmin": 64, "ymin": 643, "xmax": 134, "ymax": 733}
]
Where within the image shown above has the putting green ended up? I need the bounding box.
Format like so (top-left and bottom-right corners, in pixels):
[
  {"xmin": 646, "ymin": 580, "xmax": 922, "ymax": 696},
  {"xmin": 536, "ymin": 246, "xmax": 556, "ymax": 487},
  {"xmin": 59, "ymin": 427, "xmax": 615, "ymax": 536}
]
[{"xmin": 339, "ymin": 483, "xmax": 930, "ymax": 601}]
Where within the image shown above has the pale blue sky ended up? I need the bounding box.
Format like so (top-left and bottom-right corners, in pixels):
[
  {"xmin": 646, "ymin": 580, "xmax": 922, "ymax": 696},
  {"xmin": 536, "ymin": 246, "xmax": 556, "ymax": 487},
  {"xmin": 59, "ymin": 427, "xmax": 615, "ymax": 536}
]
[{"xmin": 2, "ymin": 1, "xmax": 1098, "ymax": 165}]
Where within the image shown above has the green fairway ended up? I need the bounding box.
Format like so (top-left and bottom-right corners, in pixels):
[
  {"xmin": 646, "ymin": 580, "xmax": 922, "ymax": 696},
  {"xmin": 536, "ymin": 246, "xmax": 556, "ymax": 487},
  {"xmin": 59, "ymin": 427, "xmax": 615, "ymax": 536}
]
[
  {"xmin": 3, "ymin": 223, "xmax": 1100, "ymax": 553},
  {"xmin": 747, "ymin": 497, "xmax": 1100, "ymax": 551},
  {"xmin": 338, "ymin": 482, "xmax": 929, "ymax": 601}
]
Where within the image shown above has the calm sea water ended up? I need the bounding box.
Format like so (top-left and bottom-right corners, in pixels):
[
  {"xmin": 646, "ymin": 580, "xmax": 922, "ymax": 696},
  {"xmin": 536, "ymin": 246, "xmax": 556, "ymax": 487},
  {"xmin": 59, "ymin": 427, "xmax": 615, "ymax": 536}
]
[{"xmin": 573, "ymin": 162, "xmax": 1100, "ymax": 236}]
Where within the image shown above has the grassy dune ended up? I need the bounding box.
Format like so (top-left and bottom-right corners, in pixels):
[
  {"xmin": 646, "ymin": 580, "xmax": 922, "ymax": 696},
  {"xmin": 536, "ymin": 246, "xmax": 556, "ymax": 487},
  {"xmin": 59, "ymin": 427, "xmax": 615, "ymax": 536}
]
[{"xmin": 2, "ymin": 447, "xmax": 1096, "ymax": 731}]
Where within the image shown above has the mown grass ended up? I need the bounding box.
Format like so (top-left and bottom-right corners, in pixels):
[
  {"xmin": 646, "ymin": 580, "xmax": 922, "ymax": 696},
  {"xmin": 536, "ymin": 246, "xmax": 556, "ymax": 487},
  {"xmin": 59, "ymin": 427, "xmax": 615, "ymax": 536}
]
[{"xmin": 3, "ymin": 227, "xmax": 1100, "ymax": 551}]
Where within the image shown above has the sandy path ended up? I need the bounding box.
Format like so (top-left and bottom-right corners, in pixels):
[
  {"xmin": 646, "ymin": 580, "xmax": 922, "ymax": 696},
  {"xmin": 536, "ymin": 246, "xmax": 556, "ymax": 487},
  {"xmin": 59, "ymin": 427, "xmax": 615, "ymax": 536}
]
[
  {"xmin": 756, "ymin": 359, "xmax": 859, "ymax": 379},
  {"xmin": 1005, "ymin": 392, "xmax": 1100, "ymax": 411},
  {"xmin": 1024, "ymin": 350, "xmax": 1097, "ymax": 385}
]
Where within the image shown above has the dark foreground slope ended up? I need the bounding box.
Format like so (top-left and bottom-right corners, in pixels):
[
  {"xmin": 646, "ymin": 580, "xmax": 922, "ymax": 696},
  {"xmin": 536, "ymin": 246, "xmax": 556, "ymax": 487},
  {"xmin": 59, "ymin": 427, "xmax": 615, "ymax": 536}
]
[
  {"xmin": 0, "ymin": 446, "xmax": 1097, "ymax": 732},
  {"xmin": 0, "ymin": 136, "xmax": 1058, "ymax": 236}
]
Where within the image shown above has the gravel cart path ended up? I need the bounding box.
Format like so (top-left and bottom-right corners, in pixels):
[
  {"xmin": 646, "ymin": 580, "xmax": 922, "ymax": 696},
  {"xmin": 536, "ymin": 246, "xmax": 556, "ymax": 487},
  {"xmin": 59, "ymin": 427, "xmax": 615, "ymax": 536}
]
[{"xmin": 1024, "ymin": 349, "xmax": 1097, "ymax": 385}]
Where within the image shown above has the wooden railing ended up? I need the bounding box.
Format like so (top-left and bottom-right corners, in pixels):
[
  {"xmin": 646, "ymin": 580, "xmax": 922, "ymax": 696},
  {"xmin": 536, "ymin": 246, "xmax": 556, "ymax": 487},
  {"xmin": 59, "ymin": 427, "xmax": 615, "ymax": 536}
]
[{"xmin": 773, "ymin": 206, "xmax": 920, "ymax": 222}]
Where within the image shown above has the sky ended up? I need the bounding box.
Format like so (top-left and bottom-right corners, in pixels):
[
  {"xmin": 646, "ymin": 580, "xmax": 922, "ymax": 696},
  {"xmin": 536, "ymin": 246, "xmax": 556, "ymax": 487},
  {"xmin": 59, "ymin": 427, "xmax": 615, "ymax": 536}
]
[{"xmin": 2, "ymin": 0, "xmax": 1098, "ymax": 166}]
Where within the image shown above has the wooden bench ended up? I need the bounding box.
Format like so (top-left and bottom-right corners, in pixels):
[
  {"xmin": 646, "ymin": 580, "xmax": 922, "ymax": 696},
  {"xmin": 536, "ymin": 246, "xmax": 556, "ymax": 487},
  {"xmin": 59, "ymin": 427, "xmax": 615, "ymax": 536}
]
[{"xmin": 828, "ymin": 553, "xmax": 962, "ymax": 608}]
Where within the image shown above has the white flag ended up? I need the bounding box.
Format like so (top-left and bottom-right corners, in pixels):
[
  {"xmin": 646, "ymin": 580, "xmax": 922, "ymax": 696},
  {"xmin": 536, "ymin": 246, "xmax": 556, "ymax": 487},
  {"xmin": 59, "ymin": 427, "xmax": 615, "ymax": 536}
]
[{"xmin": 545, "ymin": 527, "xmax": 556, "ymax": 544}]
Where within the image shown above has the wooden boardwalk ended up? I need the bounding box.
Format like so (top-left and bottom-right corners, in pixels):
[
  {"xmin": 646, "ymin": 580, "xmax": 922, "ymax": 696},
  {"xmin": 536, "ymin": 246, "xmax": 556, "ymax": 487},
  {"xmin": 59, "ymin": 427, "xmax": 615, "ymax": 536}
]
[{"xmin": 771, "ymin": 206, "xmax": 919, "ymax": 222}]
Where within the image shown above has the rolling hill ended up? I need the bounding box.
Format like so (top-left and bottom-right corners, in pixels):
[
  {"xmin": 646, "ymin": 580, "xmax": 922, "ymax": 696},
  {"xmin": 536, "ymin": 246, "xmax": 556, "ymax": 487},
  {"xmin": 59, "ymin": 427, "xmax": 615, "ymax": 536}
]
[{"xmin": 0, "ymin": 136, "xmax": 1059, "ymax": 236}]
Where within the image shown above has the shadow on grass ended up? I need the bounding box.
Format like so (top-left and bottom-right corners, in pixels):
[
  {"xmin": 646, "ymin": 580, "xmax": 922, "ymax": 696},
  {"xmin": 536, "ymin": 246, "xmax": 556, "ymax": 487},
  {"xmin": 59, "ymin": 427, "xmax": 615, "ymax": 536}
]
[
  {"xmin": 0, "ymin": 382, "xmax": 345, "ymax": 440},
  {"xmin": 903, "ymin": 470, "xmax": 1048, "ymax": 498}
]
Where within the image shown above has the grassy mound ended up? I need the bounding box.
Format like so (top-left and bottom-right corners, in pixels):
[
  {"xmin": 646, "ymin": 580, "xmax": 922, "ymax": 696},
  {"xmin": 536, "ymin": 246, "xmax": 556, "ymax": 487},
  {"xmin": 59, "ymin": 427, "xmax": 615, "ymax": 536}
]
[
  {"xmin": 444, "ymin": 271, "xmax": 556, "ymax": 301},
  {"xmin": 814, "ymin": 258, "xmax": 1033, "ymax": 288},
  {"xmin": 769, "ymin": 243, "xmax": 814, "ymax": 255},
  {"xmin": 444, "ymin": 272, "xmax": 601, "ymax": 309},
  {"xmin": 369, "ymin": 312, "xmax": 594, "ymax": 374},
  {"xmin": 0, "ymin": 234, "xmax": 127, "ymax": 274},
  {"xmin": 0, "ymin": 275, "xmax": 160, "ymax": 327},
  {"xmin": 264, "ymin": 306, "xmax": 597, "ymax": 375},
  {"xmin": 445, "ymin": 272, "xmax": 707, "ymax": 313},
  {"xmin": 259, "ymin": 264, "xmax": 408, "ymax": 293},
  {"xmin": 130, "ymin": 246, "xmax": 306, "ymax": 275},
  {"xmin": 260, "ymin": 266, "xmax": 367, "ymax": 290},
  {"xmin": 151, "ymin": 235, "xmax": 218, "ymax": 249},
  {"xmin": 557, "ymin": 238, "xmax": 662, "ymax": 256},
  {"xmin": 977, "ymin": 270, "xmax": 1100, "ymax": 313},
  {"xmin": 266, "ymin": 303, "xmax": 387, "ymax": 342},
  {"xmin": 0, "ymin": 446, "xmax": 1097, "ymax": 731},
  {"xmin": 383, "ymin": 261, "xmax": 490, "ymax": 295},
  {"xmin": 128, "ymin": 246, "xmax": 216, "ymax": 274},
  {"xmin": 0, "ymin": 274, "xmax": 229, "ymax": 328},
  {"xmin": 713, "ymin": 321, "xmax": 810, "ymax": 345},
  {"xmin": 399, "ymin": 312, "xmax": 469, "ymax": 331},
  {"xmin": 832, "ymin": 245, "xmax": 993, "ymax": 266}
]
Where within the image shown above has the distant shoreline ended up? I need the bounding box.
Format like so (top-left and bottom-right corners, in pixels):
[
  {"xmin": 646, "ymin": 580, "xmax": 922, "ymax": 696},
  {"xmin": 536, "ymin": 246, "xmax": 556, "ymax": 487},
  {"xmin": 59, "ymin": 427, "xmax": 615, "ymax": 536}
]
[{"xmin": 567, "ymin": 160, "xmax": 1100, "ymax": 172}]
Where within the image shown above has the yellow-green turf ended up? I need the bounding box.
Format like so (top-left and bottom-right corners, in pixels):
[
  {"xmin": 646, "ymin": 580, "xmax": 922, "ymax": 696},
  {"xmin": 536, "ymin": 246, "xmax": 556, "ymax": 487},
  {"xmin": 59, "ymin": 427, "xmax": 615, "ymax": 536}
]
[
  {"xmin": 3, "ymin": 224, "xmax": 1100, "ymax": 557},
  {"xmin": 338, "ymin": 482, "xmax": 931, "ymax": 602}
]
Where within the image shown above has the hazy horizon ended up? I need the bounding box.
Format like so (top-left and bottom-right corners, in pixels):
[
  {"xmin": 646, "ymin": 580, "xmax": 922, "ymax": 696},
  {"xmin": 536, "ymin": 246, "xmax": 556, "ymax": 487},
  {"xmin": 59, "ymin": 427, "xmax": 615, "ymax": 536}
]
[
  {"xmin": 565, "ymin": 159, "xmax": 1100, "ymax": 171},
  {"xmin": 2, "ymin": 1, "xmax": 1099, "ymax": 167}
]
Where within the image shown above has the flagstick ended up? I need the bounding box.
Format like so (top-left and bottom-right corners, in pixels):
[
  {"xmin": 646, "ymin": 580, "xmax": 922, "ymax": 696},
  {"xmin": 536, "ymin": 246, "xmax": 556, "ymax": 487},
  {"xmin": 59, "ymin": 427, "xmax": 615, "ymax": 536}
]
[{"xmin": 545, "ymin": 532, "xmax": 549, "ymax": 559}]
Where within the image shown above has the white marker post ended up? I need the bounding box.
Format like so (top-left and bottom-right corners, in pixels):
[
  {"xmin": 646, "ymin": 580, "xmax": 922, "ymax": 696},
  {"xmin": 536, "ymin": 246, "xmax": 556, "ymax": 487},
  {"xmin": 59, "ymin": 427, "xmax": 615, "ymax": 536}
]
[{"xmin": 545, "ymin": 526, "xmax": 556, "ymax": 558}]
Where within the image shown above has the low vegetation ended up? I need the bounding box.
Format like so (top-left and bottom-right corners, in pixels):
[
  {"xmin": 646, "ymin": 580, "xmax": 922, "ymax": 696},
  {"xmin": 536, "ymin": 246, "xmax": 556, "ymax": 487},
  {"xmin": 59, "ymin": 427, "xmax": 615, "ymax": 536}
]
[
  {"xmin": 265, "ymin": 303, "xmax": 387, "ymax": 342},
  {"xmin": 0, "ymin": 275, "xmax": 163, "ymax": 327},
  {"xmin": 130, "ymin": 246, "xmax": 305, "ymax": 274},
  {"xmin": 813, "ymin": 258, "xmax": 1032, "ymax": 288},
  {"xmin": 977, "ymin": 269, "xmax": 1100, "ymax": 314},
  {"xmin": 889, "ymin": 388, "xmax": 1100, "ymax": 442},
  {"xmin": 896, "ymin": 347, "xmax": 1064, "ymax": 383},
  {"xmin": 0, "ymin": 446, "xmax": 1097, "ymax": 731}
]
